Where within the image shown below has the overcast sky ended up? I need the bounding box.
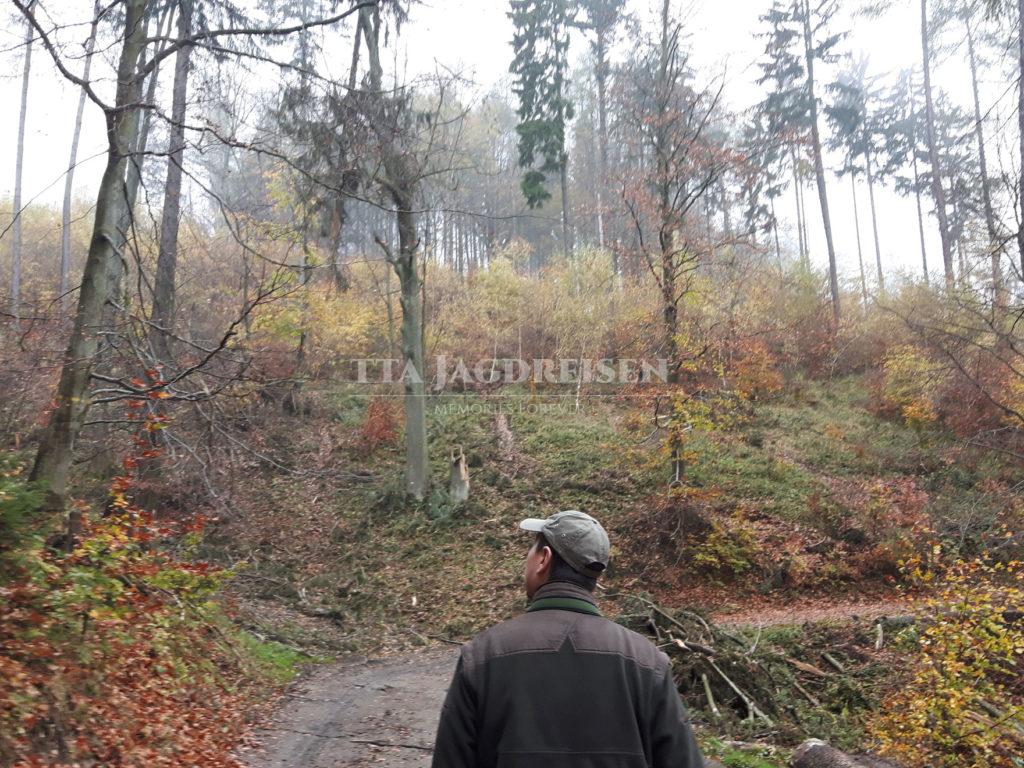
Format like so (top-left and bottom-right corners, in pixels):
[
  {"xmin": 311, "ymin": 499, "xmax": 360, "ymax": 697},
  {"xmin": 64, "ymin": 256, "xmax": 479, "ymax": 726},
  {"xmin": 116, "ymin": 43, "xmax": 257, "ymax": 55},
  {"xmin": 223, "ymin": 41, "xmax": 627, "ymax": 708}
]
[{"xmin": 0, "ymin": 0, "xmax": 1018, "ymax": 285}]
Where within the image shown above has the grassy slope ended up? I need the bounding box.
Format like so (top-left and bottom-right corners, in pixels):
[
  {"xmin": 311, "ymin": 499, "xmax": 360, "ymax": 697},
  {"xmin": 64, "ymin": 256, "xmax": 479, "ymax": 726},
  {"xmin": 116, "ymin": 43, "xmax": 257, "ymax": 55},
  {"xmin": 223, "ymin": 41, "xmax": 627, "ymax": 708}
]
[{"xmin": 217, "ymin": 374, "xmax": 1009, "ymax": 652}]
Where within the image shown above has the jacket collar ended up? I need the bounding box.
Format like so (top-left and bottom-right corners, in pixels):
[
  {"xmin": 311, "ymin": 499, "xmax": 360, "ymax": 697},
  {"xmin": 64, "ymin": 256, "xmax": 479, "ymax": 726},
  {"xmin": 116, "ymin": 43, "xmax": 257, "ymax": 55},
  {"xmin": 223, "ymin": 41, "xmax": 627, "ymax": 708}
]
[{"xmin": 530, "ymin": 580, "xmax": 599, "ymax": 608}]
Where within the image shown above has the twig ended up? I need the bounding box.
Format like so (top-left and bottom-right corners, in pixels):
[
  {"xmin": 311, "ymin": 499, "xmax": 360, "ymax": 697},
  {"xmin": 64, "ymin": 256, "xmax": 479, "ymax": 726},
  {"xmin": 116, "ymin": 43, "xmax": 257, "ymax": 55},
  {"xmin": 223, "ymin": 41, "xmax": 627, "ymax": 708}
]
[{"xmin": 701, "ymin": 673, "xmax": 721, "ymax": 719}]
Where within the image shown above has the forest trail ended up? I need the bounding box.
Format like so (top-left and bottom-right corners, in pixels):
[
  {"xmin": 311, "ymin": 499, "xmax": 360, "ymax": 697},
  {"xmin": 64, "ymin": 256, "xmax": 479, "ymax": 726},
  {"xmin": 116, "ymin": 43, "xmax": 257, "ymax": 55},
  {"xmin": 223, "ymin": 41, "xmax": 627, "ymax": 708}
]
[
  {"xmin": 241, "ymin": 648, "xmax": 454, "ymax": 768},
  {"xmin": 239, "ymin": 596, "xmax": 909, "ymax": 767}
]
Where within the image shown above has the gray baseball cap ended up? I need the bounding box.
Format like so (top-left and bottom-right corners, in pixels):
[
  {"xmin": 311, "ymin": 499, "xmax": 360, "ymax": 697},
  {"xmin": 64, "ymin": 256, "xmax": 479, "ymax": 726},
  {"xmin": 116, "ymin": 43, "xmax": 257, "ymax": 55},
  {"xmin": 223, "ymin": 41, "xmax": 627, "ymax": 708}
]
[{"xmin": 519, "ymin": 510, "xmax": 610, "ymax": 579}]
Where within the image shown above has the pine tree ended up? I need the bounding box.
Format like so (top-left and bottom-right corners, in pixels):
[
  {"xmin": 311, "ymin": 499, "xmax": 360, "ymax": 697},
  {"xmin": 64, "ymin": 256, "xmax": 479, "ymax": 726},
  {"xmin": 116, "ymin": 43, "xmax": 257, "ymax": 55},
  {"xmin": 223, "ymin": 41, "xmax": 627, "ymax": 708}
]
[
  {"xmin": 826, "ymin": 55, "xmax": 885, "ymax": 293},
  {"xmin": 509, "ymin": 0, "xmax": 575, "ymax": 257}
]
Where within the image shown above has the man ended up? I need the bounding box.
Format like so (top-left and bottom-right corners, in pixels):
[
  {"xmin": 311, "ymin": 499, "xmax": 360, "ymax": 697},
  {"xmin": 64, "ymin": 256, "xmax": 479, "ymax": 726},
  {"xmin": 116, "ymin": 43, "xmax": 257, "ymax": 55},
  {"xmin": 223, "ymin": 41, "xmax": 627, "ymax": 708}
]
[{"xmin": 432, "ymin": 510, "xmax": 705, "ymax": 767}]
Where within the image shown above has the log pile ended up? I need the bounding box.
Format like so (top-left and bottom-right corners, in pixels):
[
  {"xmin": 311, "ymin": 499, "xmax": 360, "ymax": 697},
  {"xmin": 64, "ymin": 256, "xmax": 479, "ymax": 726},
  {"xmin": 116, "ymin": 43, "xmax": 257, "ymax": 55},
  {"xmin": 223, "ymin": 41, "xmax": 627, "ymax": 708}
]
[{"xmin": 615, "ymin": 594, "xmax": 890, "ymax": 745}]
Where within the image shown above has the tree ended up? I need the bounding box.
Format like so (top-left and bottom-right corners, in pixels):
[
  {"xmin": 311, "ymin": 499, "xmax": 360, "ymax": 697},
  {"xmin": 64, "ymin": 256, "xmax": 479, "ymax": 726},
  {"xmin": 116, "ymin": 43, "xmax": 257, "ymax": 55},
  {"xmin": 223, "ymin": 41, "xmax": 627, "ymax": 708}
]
[
  {"xmin": 11, "ymin": 0, "xmax": 36, "ymax": 318},
  {"xmin": 26, "ymin": 0, "xmax": 152, "ymax": 501},
  {"xmin": 756, "ymin": 0, "xmax": 845, "ymax": 317},
  {"xmin": 797, "ymin": 0, "xmax": 844, "ymax": 324},
  {"xmin": 61, "ymin": 0, "xmax": 101, "ymax": 316},
  {"xmin": 151, "ymin": 0, "xmax": 195, "ymax": 362},
  {"xmin": 877, "ymin": 67, "xmax": 931, "ymax": 283},
  {"xmin": 24, "ymin": 0, "xmax": 370, "ymax": 503},
  {"xmin": 575, "ymin": 0, "xmax": 626, "ymax": 256},
  {"xmin": 921, "ymin": 0, "xmax": 955, "ymax": 286},
  {"xmin": 826, "ymin": 56, "xmax": 885, "ymax": 293},
  {"xmin": 509, "ymin": 0, "xmax": 575, "ymax": 258},
  {"xmin": 617, "ymin": 0, "xmax": 731, "ymax": 385},
  {"xmin": 359, "ymin": 1, "xmax": 432, "ymax": 501}
]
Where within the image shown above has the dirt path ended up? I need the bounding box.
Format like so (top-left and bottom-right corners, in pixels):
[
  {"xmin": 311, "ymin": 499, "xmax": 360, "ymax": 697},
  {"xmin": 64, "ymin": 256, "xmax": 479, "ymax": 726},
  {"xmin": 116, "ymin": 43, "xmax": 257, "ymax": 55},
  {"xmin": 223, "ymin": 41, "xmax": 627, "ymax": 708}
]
[
  {"xmin": 239, "ymin": 597, "xmax": 910, "ymax": 767},
  {"xmin": 240, "ymin": 648, "xmax": 456, "ymax": 768}
]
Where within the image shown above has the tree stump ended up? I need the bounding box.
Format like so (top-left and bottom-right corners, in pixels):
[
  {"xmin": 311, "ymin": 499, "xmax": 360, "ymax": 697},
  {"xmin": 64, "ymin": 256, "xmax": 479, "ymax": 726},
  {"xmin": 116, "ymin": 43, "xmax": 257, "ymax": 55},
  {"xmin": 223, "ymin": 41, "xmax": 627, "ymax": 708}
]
[{"xmin": 449, "ymin": 445, "xmax": 470, "ymax": 503}]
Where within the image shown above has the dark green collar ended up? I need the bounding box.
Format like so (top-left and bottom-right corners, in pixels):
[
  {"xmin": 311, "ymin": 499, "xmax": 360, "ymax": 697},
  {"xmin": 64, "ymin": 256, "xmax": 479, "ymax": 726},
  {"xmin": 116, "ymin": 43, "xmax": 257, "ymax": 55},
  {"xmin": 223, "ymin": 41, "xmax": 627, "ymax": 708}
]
[{"xmin": 527, "ymin": 596, "xmax": 602, "ymax": 617}]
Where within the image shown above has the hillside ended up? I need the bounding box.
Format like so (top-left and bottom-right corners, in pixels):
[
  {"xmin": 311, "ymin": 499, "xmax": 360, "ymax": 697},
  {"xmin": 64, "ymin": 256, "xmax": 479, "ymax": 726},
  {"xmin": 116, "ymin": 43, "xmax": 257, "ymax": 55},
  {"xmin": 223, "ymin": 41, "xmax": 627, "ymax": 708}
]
[{"xmin": 217, "ymin": 375, "xmax": 1006, "ymax": 648}]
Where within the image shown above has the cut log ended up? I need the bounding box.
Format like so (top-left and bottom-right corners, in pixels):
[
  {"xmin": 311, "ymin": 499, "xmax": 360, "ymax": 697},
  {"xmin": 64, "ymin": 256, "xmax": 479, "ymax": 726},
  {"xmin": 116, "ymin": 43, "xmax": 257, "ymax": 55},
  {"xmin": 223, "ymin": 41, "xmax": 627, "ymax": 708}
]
[{"xmin": 791, "ymin": 740, "xmax": 901, "ymax": 768}]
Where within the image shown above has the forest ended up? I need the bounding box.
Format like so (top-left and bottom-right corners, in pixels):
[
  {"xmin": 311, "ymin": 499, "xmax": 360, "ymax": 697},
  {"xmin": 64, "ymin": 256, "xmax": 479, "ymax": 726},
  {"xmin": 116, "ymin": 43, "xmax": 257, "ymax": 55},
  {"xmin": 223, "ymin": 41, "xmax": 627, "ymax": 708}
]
[{"xmin": 1, "ymin": 0, "xmax": 1024, "ymax": 766}]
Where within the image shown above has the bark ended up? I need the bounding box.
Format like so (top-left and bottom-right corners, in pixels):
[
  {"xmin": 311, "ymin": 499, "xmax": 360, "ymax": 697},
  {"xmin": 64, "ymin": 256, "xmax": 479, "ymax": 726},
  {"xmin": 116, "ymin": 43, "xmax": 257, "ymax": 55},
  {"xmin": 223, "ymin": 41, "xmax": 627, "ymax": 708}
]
[
  {"xmin": 12, "ymin": 3, "xmax": 35, "ymax": 317},
  {"xmin": 392, "ymin": 199, "xmax": 428, "ymax": 500},
  {"xmin": 364, "ymin": 4, "xmax": 429, "ymax": 500},
  {"xmin": 865, "ymin": 147, "xmax": 884, "ymax": 293},
  {"xmin": 792, "ymin": 740, "xmax": 901, "ymax": 768},
  {"xmin": 560, "ymin": 153, "xmax": 573, "ymax": 258},
  {"xmin": 30, "ymin": 0, "xmax": 150, "ymax": 502},
  {"xmin": 912, "ymin": 149, "xmax": 929, "ymax": 284},
  {"xmin": 791, "ymin": 145, "xmax": 807, "ymax": 266},
  {"xmin": 850, "ymin": 172, "xmax": 868, "ymax": 307},
  {"xmin": 921, "ymin": 0, "xmax": 954, "ymax": 287},
  {"xmin": 150, "ymin": 0, "xmax": 194, "ymax": 363},
  {"xmin": 124, "ymin": 5, "xmax": 176, "ymax": 232},
  {"xmin": 1017, "ymin": 0, "xmax": 1024, "ymax": 281},
  {"xmin": 801, "ymin": 0, "xmax": 841, "ymax": 325},
  {"xmin": 770, "ymin": 196, "xmax": 782, "ymax": 267},
  {"xmin": 966, "ymin": 21, "xmax": 1002, "ymax": 302},
  {"xmin": 595, "ymin": 27, "xmax": 610, "ymax": 259},
  {"xmin": 61, "ymin": 1, "xmax": 101, "ymax": 315}
]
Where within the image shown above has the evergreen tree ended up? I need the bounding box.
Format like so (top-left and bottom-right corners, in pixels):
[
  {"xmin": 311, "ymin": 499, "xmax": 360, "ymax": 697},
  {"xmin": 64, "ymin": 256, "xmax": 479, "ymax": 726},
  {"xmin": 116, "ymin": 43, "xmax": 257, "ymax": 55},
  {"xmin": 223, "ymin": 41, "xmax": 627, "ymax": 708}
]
[
  {"xmin": 509, "ymin": 0, "xmax": 575, "ymax": 257},
  {"xmin": 825, "ymin": 55, "xmax": 886, "ymax": 293}
]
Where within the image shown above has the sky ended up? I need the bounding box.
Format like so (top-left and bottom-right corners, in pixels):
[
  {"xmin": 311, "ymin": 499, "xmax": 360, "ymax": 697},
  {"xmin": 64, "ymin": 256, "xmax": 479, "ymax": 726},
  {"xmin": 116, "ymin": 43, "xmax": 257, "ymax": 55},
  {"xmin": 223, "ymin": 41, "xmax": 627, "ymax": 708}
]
[{"xmin": 0, "ymin": 0, "xmax": 1018, "ymax": 286}]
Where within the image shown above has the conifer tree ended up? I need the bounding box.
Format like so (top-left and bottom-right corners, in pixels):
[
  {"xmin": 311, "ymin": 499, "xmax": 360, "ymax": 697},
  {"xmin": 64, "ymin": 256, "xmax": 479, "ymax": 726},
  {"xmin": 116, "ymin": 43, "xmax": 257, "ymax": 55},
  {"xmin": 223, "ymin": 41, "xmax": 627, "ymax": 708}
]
[{"xmin": 509, "ymin": 0, "xmax": 575, "ymax": 257}]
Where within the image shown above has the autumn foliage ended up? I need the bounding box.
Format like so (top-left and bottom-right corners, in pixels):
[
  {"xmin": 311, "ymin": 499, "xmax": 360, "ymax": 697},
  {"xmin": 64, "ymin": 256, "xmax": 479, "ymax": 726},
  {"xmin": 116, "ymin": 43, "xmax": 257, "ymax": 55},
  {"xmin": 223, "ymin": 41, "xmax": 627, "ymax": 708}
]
[
  {"xmin": 870, "ymin": 551, "xmax": 1024, "ymax": 767},
  {"xmin": 0, "ymin": 410, "xmax": 252, "ymax": 766}
]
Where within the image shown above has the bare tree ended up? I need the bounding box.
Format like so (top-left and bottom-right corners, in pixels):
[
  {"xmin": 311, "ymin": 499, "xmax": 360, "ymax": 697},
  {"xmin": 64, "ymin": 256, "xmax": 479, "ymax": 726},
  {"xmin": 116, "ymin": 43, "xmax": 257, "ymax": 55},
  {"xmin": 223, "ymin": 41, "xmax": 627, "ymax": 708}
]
[
  {"xmin": 60, "ymin": 0, "xmax": 102, "ymax": 315},
  {"xmin": 150, "ymin": 0, "xmax": 194, "ymax": 362},
  {"xmin": 11, "ymin": 0, "xmax": 36, "ymax": 318},
  {"xmin": 27, "ymin": 0, "xmax": 152, "ymax": 502},
  {"xmin": 361, "ymin": 1, "xmax": 431, "ymax": 500}
]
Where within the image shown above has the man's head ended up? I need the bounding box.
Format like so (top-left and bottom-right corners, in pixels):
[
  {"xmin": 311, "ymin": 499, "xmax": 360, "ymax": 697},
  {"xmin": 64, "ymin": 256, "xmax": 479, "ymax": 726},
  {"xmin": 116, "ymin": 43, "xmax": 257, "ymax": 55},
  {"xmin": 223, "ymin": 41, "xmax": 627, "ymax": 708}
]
[{"xmin": 519, "ymin": 511, "xmax": 610, "ymax": 599}]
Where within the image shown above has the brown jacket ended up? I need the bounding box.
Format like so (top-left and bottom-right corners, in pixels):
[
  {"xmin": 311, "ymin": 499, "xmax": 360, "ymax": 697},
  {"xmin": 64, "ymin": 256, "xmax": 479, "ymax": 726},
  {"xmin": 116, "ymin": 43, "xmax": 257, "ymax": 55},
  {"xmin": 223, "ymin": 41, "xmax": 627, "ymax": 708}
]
[{"xmin": 431, "ymin": 581, "xmax": 705, "ymax": 768}]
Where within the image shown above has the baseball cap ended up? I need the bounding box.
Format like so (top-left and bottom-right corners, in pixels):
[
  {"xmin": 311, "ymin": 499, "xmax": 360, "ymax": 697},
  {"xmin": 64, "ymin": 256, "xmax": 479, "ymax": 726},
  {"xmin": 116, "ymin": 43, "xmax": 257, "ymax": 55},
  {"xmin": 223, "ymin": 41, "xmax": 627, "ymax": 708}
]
[{"xmin": 519, "ymin": 510, "xmax": 610, "ymax": 579}]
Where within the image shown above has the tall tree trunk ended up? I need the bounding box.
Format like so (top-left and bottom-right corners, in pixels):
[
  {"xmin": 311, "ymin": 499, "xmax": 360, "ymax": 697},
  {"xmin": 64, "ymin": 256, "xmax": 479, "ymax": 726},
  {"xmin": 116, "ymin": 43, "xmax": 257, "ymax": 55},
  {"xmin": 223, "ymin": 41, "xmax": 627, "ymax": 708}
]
[
  {"xmin": 791, "ymin": 144, "xmax": 807, "ymax": 266},
  {"xmin": 30, "ymin": 0, "xmax": 150, "ymax": 502},
  {"xmin": 595, "ymin": 26, "xmax": 610, "ymax": 262},
  {"xmin": 966, "ymin": 21, "xmax": 1002, "ymax": 302},
  {"xmin": 921, "ymin": 0, "xmax": 954, "ymax": 287},
  {"xmin": 560, "ymin": 153, "xmax": 573, "ymax": 258},
  {"xmin": 150, "ymin": 0, "xmax": 193, "ymax": 363},
  {"xmin": 850, "ymin": 172, "xmax": 868, "ymax": 307},
  {"xmin": 61, "ymin": 0, "xmax": 100, "ymax": 315},
  {"xmin": 865, "ymin": 147, "xmax": 884, "ymax": 293},
  {"xmin": 363, "ymin": 4, "xmax": 429, "ymax": 501},
  {"xmin": 1016, "ymin": 0, "xmax": 1024, "ymax": 281},
  {"xmin": 11, "ymin": 3, "xmax": 35, "ymax": 318},
  {"xmin": 392, "ymin": 196, "xmax": 428, "ymax": 500},
  {"xmin": 124, "ymin": 4, "xmax": 175, "ymax": 234},
  {"xmin": 912, "ymin": 149, "xmax": 929, "ymax": 284},
  {"xmin": 801, "ymin": 0, "xmax": 841, "ymax": 325},
  {"xmin": 770, "ymin": 196, "xmax": 782, "ymax": 267}
]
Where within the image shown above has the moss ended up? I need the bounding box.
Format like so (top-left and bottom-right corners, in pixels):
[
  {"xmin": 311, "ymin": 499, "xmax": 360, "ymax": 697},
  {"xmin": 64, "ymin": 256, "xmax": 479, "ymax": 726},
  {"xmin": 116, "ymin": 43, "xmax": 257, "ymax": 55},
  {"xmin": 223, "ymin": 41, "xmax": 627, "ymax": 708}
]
[{"xmin": 236, "ymin": 631, "xmax": 317, "ymax": 684}]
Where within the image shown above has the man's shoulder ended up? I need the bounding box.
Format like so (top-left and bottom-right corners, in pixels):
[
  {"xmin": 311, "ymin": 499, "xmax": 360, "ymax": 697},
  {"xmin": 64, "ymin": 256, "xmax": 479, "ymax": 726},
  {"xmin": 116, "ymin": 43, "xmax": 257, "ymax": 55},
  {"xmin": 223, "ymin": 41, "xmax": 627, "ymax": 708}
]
[{"xmin": 460, "ymin": 610, "xmax": 669, "ymax": 674}]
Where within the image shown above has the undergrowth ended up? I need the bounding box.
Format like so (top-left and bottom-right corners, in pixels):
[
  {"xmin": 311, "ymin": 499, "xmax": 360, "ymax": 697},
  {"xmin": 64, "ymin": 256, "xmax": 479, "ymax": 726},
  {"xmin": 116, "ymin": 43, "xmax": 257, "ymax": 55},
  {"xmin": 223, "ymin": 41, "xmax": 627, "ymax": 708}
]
[{"xmin": 0, "ymin": 420, "xmax": 302, "ymax": 765}]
